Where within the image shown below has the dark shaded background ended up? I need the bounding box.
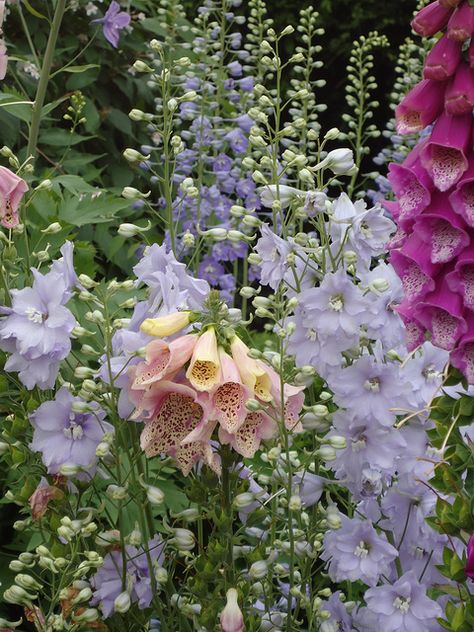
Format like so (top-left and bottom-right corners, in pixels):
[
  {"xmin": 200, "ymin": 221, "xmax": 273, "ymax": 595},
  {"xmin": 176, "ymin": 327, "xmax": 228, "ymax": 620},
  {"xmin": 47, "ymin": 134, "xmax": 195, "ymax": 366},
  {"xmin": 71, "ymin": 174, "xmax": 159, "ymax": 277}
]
[{"xmin": 184, "ymin": 0, "xmax": 418, "ymax": 138}]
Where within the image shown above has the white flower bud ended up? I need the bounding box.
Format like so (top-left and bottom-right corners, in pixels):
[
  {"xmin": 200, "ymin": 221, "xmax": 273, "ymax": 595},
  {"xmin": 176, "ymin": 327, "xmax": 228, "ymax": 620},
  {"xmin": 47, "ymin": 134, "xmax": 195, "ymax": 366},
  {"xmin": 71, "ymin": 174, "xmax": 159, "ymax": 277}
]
[
  {"xmin": 249, "ymin": 560, "xmax": 268, "ymax": 579},
  {"xmin": 9, "ymin": 561, "xmax": 25, "ymax": 572},
  {"xmin": 4, "ymin": 585, "xmax": 34, "ymax": 605},
  {"xmin": 233, "ymin": 492, "xmax": 255, "ymax": 509},
  {"xmin": 328, "ymin": 435, "xmax": 347, "ymax": 450},
  {"xmin": 123, "ymin": 148, "xmax": 150, "ymax": 163},
  {"xmin": 369, "ymin": 278, "xmax": 390, "ymax": 293},
  {"xmin": 72, "ymin": 608, "xmax": 100, "ymax": 622},
  {"xmin": 245, "ymin": 399, "xmax": 262, "ymax": 412},
  {"xmin": 318, "ymin": 445, "xmax": 337, "ymax": 461},
  {"xmin": 156, "ymin": 566, "xmax": 168, "ymax": 585},
  {"xmin": 35, "ymin": 179, "xmax": 52, "ymax": 191},
  {"xmin": 281, "ymin": 25, "xmax": 295, "ymax": 36},
  {"xmin": 129, "ymin": 109, "xmax": 154, "ymax": 122},
  {"xmin": 106, "ymin": 485, "xmax": 128, "ymax": 501},
  {"xmin": 170, "ymin": 528, "xmax": 195, "ymax": 551},
  {"xmin": 202, "ymin": 227, "xmax": 227, "ymax": 241},
  {"xmin": 122, "ymin": 186, "xmax": 151, "ymax": 199},
  {"xmin": 72, "ymin": 587, "xmax": 93, "ymax": 605},
  {"xmin": 114, "ymin": 591, "xmax": 131, "ymax": 614},
  {"xmin": 172, "ymin": 508, "xmax": 200, "ymax": 522},
  {"xmin": 324, "ymin": 127, "xmax": 341, "ymax": 141},
  {"xmin": 317, "ymin": 148, "xmax": 354, "ymax": 175},
  {"xmin": 146, "ymin": 485, "xmax": 165, "ymax": 506},
  {"xmin": 133, "ymin": 60, "xmax": 154, "ymax": 72},
  {"xmin": 14, "ymin": 574, "xmax": 42, "ymax": 591},
  {"xmin": 41, "ymin": 222, "xmax": 62, "ymax": 234},
  {"xmin": 289, "ymin": 495, "xmax": 302, "ymax": 511},
  {"xmin": 247, "ymin": 253, "xmax": 262, "ymax": 266},
  {"xmin": 59, "ymin": 463, "xmax": 82, "ymax": 476},
  {"xmin": 85, "ymin": 309, "xmax": 105, "ymax": 324}
]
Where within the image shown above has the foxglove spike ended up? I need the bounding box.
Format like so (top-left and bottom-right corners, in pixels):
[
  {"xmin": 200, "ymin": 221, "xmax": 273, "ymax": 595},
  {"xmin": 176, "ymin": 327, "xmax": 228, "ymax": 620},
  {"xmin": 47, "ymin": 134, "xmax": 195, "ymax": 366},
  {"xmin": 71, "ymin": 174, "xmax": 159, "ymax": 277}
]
[
  {"xmin": 395, "ymin": 79, "xmax": 447, "ymax": 134},
  {"xmin": 447, "ymin": 1, "xmax": 474, "ymax": 41},
  {"xmin": 423, "ymin": 35, "xmax": 462, "ymax": 81},
  {"xmin": 390, "ymin": 233, "xmax": 440, "ymax": 302},
  {"xmin": 449, "ymin": 155, "xmax": 474, "ymax": 226},
  {"xmin": 445, "ymin": 63, "xmax": 474, "ymax": 115},
  {"xmin": 446, "ymin": 247, "xmax": 474, "ymax": 310},
  {"xmin": 411, "ymin": 1, "xmax": 453, "ymax": 37}
]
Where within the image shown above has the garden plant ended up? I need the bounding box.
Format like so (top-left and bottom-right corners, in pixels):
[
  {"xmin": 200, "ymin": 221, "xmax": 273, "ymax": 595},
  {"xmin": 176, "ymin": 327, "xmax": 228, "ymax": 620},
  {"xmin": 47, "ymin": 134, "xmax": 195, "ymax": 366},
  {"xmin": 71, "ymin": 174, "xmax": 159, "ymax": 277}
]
[{"xmin": 0, "ymin": 0, "xmax": 474, "ymax": 631}]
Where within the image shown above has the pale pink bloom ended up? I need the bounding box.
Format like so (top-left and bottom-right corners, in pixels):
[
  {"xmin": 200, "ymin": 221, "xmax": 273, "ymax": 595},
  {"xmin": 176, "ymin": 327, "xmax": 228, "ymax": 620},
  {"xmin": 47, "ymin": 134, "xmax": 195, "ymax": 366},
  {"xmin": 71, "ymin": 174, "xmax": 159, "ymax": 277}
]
[
  {"xmin": 220, "ymin": 588, "xmax": 244, "ymax": 632},
  {"xmin": 218, "ymin": 411, "xmax": 277, "ymax": 458},
  {"xmin": 186, "ymin": 327, "xmax": 221, "ymax": 391},
  {"xmin": 29, "ymin": 479, "xmax": 63, "ymax": 521},
  {"xmin": 0, "ymin": 166, "xmax": 28, "ymax": 228},
  {"xmin": 139, "ymin": 380, "xmax": 219, "ymax": 475},
  {"xmin": 230, "ymin": 336, "xmax": 272, "ymax": 402},
  {"xmin": 132, "ymin": 334, "xmax": 197, "ymax": 388},
  {"xmin": 211, "ymin": 348, "xmax": 252, "ymax": 434}
]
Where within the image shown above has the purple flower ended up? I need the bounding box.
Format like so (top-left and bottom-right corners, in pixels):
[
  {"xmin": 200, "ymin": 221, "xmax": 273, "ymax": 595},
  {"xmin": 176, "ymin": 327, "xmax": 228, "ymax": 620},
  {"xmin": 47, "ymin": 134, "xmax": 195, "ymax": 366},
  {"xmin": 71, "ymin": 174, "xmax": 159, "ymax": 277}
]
[
  {"xmin": 318, "ymin": 592, "xmax": 357, "ymax": 632},
  {"xmin": 254, "ymin": 224, "xmax": 293, "ymax": 290},
  {"xmin": 225, "ymin": 128, "xmax": 248, "ymax": 154},
  {"xmin": 91, "ymin": 536, "xmax": 164, "ymax": 617},
  {"xmin": 0, "ymin": 254, "xmax": 77, "ymax": 390},
  {"xmin": 198, "ymin": 255, "xmax": 225, "ymax": 286},
  {"xmin": 213, "ymin": 153, "xmax": 233, "ymax": 174},
  {"xmin": 364, "ymin": 571, "xmax": 443, "ymax": 632},
  {"xmin": 92, "ymin": 1, "xmax": 130, "ymax": 48},
  {"xmin": 321, "ymin": 515, "xmax": 398, "ymax": 586},
  {"xmin": 30, "ymin": 388, "xmax": 113, "ymax": 475}
]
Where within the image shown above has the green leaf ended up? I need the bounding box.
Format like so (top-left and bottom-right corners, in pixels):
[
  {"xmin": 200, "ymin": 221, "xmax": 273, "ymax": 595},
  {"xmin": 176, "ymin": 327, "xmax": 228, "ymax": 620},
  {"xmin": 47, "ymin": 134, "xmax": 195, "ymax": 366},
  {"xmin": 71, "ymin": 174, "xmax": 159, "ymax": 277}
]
[
  {"xmin": 51, "ymin": 175, "xmax": 97, "ymax": 195},
  {"xmin": 39, "ymin": 128, "xmax": 95, "ymax": 147},
  {"xmin": 58, "ymin": 193, "xmax": 131, "ymax": 227},
  {"xmin": 60, "ymin": 64, "xmax": 100, "ymax": 74}
]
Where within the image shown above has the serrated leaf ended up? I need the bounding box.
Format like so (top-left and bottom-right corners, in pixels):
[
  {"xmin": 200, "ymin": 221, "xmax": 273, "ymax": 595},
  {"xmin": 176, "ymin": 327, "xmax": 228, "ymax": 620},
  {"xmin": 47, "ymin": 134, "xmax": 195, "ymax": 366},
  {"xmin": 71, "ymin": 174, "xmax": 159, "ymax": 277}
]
[
  {"xmin": 58, "ymin": 193, "xmax": 131, "ymax": 227},
  {"xmin": 51, "ymin": 175, "xmax": 97, "ymax": 195}
]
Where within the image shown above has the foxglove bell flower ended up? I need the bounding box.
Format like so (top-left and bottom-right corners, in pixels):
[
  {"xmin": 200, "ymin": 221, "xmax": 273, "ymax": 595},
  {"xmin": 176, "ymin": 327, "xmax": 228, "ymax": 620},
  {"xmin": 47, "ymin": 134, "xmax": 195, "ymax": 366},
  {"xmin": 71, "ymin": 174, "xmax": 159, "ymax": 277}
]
[
  {"xmin": 220, "ymin": 589, "xmax": 244, "ymax": 632},
  {"xmin": 444, "ymin": 63, "xmax": 474, "ymax": 115},
  {"xmin": 186, "ymin": 327, "xmax": 221, "ymax": 392},
  {"xmin": 411, "ymin": 1, "xmax": 452, "ymax": 38},
  {"xmin": 423, "ymin": 34, "xmax": 462, "ymax": 81},
  {"xmin": 0, "ymin": 166, "xmax": 28, "ymax": 228},
  {"xmin": 447, "ymin": 1, "xmax": 474, "ymax": 41},
  {"xmin": 395, "ymin": 79, "xmax": 446, "ymax": 135}
]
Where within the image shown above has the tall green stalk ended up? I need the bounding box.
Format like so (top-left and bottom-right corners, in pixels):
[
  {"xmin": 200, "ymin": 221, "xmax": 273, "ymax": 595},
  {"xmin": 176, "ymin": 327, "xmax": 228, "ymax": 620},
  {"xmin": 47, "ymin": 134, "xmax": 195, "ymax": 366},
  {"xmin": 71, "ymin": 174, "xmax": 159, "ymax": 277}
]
[{"xmin": 26, "ymin": 0, "xmax": 67, "ymax": 160}]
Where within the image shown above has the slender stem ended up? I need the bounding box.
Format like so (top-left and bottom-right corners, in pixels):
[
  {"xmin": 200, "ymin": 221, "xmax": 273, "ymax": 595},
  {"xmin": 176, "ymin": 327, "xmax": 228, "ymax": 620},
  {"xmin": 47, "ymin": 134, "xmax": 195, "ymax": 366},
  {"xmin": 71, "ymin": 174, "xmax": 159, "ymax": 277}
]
[
  {"xmin": 221, "ymin": 448, "xmax": 235, "ymax": 587},
  {"xmin": 26, "ymin": 0, "xmax": 67, "ymax": 160}
]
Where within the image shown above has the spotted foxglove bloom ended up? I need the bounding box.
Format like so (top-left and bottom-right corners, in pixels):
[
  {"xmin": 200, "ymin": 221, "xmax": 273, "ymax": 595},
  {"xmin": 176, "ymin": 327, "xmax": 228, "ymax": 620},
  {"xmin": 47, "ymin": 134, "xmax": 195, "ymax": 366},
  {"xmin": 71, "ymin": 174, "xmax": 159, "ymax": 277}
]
[
  {"xmin": 91, "ymin": 1, "xmax": 130, "ymax": 48},
  {"xmin": 90, "ymin": 536, "xmax": 164, "ymax": 617},
  {"xmin": 395, "ymin": 79, "xmax": 446, "ymax": 135},
  {"xmin": 131, "ymin": 335, "xmax": 197, "ymax": 388},
  {"xmin": 29, "ymin": 388, "xmax": 113, "ymax": 475},
  {"xmin": 186, "ymin": 327, "xmax": 221, "ymax": 391},
  {"xmin": 0, "ymin": 166, "xmax": 28, "ymax": 228},
  {"xmin": 321, "ymin": 515, "xmax": 398, "ymax": 586},
  {"xmin": 363, "ymin": 571, "xmax": 443, "ymax": 632}
]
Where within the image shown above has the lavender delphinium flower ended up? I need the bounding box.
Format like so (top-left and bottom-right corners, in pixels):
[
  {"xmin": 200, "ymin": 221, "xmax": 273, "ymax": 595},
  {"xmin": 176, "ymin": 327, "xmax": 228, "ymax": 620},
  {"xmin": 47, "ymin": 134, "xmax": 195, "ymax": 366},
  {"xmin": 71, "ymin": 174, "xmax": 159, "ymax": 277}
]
[
  {"xmin": 362, "ymin": 571, "xmax": 443, "ymax": 632},
  {"xmin": 92, "ymin": 1, "xmax": 130, "ymax": 48},
  {"xmin": 321, "ymin": 515, "xmax": 398, "ymax": 586},
  {"xmin": 30, "ymin": 387, "xmax": 113, "ymax": 475},
  {"xmin": 91, "ymin": 536, "xmax": 164, "ymax": 617},
  {"xmin": 0, "ymin": 243, "xmax": 78, "ymax": 389}
]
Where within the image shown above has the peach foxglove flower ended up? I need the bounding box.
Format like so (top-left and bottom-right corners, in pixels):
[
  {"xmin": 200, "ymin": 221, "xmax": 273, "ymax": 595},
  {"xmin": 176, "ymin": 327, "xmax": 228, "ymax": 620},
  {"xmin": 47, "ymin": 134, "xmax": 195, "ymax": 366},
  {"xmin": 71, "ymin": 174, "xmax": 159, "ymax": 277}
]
[
  {"xmin": 140, "ymin": 311, "xmax": 194, "ymax": 337},
  {"xmin": 132, "ymin": 335, "xmax": 197, "ymax": 388},
  {"xmin": 218, "ymin": 411, "xmax": 277, "ymax": 458},
  {"xmin": 186, "ymin": 327, "xmax": 221, "ymax": 391},
  {"xmin": 0, "ymin": 166, "xmax": 28, "ymax": 228},
  {"xmin": 212, "ymin": 348, "xmax": 252, "ymax": 434},
  {"xmin": 220, "ymin": 589, "xmax": 244, "ymax": 632},
  {"xmin": 230, "ymin": 336, "xmax": 272, "ymax": 402}
]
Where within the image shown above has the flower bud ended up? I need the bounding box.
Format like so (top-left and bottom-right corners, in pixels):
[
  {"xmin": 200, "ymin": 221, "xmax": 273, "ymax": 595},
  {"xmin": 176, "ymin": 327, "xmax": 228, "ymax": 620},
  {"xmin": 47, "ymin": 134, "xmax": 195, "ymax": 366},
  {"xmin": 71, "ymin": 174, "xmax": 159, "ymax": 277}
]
[
  {"xmin": 122, "ymin": 186, "xmax": 151, "ymax": 199},
  {"xmin": 328, "ymin": 435, "xmax": 346, "ymax": 450},
  {"xmin": 72, "ymin": 587, "xmax": 93, "ymax": 604},
  {"xmin": 170, "ymin": 528, "xmax": 195, "ymax": 551},
  {"xmin": 35, "ymin": 179, "xmax": 52, "ymax": 191},
  {"xmin": 146, "ymin": 485, "xmax": 165, "ymax": 506},
  {"xmin": 155, "ymin": 566, "xmax": 168, "ymax": 585},
  {"xmin": 133, "ymin": 60, "xmax": 154, "ymax": 72},
  {"xmin": 129, "ymin": 109, "xmax": 154, "ymax": 122},
  {"xmin": 72, "ymin": 608, "xmax": 100, "ymax": 622},
  {"xmin": 249, "ymin": 560, "xmax": 268, "ymax": 579},
  {"xmin": 233, "ymin": 492, "xmax": 255, "ymax": 509},
  {"xmin": 41, "ymin": 222, "xmax": 62, "ymax": 234},
  {"xmin": 324, "ymin": 127, "xmax": 341, "ymax": 141},
  {"xmin": 220, "ymin": 588, "xmax": 244, "ymax": 632},
  {"xmin": 106, "ymin": 485, "xmax": 128, "ymax": 501},
  {"xmin": 123, "ymin": 148, "xmax": 150, "ymax": 162},
  {"xmin": 317, "ymin": 445, "xmax": 337, "ymax": 461},
  {"xmin": 14, "ymin": 574, "xmax": 42, "ymax": 591},
  {"xmin": 114, "ymin": 591, "xmax": 131, "ymax": 614},
  {"xmin": 317, "ymin": 148, "xmax": 354, "ymax": 175},
  {"xmin": 289, "ymin": 495, "xmax": 302, "ymax": 511},
  {"xmin": 140, "ymin": 311, "xmax": 193, "ymax": 337}
]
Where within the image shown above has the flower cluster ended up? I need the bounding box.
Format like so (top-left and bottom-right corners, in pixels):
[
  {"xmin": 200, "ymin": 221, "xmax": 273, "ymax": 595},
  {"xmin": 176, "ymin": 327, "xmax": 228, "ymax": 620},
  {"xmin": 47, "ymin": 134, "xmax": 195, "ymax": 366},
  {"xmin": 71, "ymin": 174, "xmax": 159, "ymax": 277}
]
[{"xmin": 389, "ymin": 0, "xmax": 474, "ymax": 383}]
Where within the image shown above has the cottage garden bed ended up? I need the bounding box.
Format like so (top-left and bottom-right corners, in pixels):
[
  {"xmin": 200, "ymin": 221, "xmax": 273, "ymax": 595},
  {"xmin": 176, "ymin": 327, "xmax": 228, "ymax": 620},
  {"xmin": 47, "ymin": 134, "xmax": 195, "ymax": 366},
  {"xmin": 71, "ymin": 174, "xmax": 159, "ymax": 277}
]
[{"xmin": 0, "ymin": 0, "xmax": 473, "ymax": 631}]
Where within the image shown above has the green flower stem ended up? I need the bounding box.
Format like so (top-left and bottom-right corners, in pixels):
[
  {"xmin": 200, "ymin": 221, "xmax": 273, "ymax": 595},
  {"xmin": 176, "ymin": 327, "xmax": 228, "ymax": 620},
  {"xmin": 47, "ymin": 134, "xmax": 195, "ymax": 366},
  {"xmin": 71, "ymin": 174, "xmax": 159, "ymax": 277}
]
[
  {"xmin": 221, "ymin": 447, "xmax": 236, "ymax": 587},
  {"xmin": 26, "ymin": 0, "xmax": 67, "ymax": 161}
]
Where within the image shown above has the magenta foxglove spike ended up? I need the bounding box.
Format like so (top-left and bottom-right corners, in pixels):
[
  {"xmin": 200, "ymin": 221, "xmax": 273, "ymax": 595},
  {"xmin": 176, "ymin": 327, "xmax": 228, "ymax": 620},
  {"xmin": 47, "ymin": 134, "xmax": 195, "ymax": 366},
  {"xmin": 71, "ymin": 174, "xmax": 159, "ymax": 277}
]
[
  {"xmin": 411, "ymin": 1, "xmax": 453, "ymax": 37},
  {"xmin": 414, "ymin": 278, "xmax": 467, "ymax": 351},
  {"xmin": 439, "ymin": 0, "xmax": 461, "ymax": 7},
  {"xmin": 450, "ymin": 319, "xmax": 474, "ymax": 383},
  {"xmin": 445, "ymin": 63, "xmax": 474, "ymax": 115},
  {"xmin": 446, "ymin": 248, "xmax": 474, "ymax": 310},
  {"xmin": 396, "ymin": 79, "xmax": 447, "ymax": 135},
  {"xmin": 469, "ymin": 39, "xmax": 474, "ymax": 69},
  {"xmin": 449, "ymin": 156, "xmax": 474, "ymax": 226},
  {"xmin": 395, "ymin": 300, "xmax": 427, "ymax": 351},
  {"xmin": 424, "ymin": 35, "xmax": 462, "ymax": 81},
  {"xmin": 420, "ymin": 111, "xmax": 471, "ymax": 191},
  {"xmin": 390, "ymin": 233, "xmax": 440, "ymax": 302},
  {"xmin": 388, "ymin": 152, "xmax": 432, "ymax": 228},
  {"xmin": 414, "ymin": 192, "xmax": 470, "ymax": 264},
  {"xmin": 447, "ymin": 1, "xmax": 474, "ymax": 41},
  {"xmin": 386, "ymin": 222, "xmax": 408, "ymax": 251}
]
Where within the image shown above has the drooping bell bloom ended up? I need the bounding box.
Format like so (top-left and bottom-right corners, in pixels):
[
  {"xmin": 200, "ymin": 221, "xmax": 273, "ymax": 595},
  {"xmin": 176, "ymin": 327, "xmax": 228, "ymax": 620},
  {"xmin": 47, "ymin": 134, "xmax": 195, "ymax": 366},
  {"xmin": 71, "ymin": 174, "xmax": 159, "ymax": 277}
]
[
  {"xmin": 29, "ymin": 479, "xmax": 64, "ymax": 521},
  {"xmin": 414, "ymin": 278, "xmax": 467, "ymax": 350},
  {"xmin": 0, "ymin": 39, "xmax": 7, "ymax": 80},
  {"xmin": 423, "ymin": 35, "xmax": 462, "ymax": 81},
  {"xmin": 445, "ymin": 63, "xmax": 474, "ymax": 115},
  {"xmin": 387, "ymin": 141, "xmax": 432, "ymax": 227},
  {"xmin": 414, "ymin": 192, "xmax": 470, "ymax": 264},
  {"xmin": 140, "ymin": 311, "xmax": 194, "ymax": 338},
  {"xmin": 211, "ymin": 348, "xmax": 252, "ymax": 434},
  {"xmin": 218, "ymin": 411, "xmax": 277, "ymax": 458},
  {"xmin": 220, "ymin": 589, "xmax": 244, "ymax": 632},
  {"xmin": 420, "ymin": 112, "xmax": 471, "ymax": 191},
  {"xmin": 186, "ymin": 327, "xmax": 221, "ymax": 392},
  {"xmin": 446, "ymin": 248, "xmax": 474, "ymax": 310},
  {"xmin": 449, "ymin": 156, "xmax": 474, "ymax": 226},
  {"xmin": 230, "ymin": 336, "xmax": 272, "ymax": 402},
  {"xmin": 447, "ymin": 1, "xmax": 474, "ymax": 41},
  {"xmin": 390, "ymin": 233, "xmax": 440, "ymax": 302},
  {"xmin": 395, "ymin": 79, "xmax": 446, "ymax": 135},
  {"xmin": 132, "ymin": 335, "xmax": 197, "ymax": 388},
  {"xmin": 451, "ymin": 328, "xmax": 474, "ymax": 385},
  {"xmin": 396, "ymin": 300, "xmax": 427, "ymax": 351},
  {"xmin": 411, "ymin": 1, "xmax": 453, "ymax": 37},
  {"xmin": 0, "ymin": 166, "xmax": 28, "ymax": 228},
  {"xmin": 139, "ymin": 381, "xmax": 219, "ymax": 475}
]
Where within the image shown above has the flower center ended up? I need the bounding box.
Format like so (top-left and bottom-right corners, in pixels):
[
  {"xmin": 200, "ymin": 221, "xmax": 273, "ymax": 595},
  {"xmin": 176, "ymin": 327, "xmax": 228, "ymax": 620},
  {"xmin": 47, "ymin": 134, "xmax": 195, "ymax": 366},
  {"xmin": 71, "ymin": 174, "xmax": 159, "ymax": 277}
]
[
  {"xmin": 306, "ymin": 328, "xmax": 317, "ymax": 342},
  {"xmin": 25, "ymin": 307, "xmax": 45, "ymax": 323},
  {"xmin": 364, "ymin": 377, "xmax": 380, "ymax": 393},
  {"xmin": 329, "ymin": 294, "xmax": 344, "ymax": 312},
  {"xmin": 360, "ymin": 220, "xmax": 373, "ymax": 239},
  {"xmin": 352, "ymin": 435, "xmax": 367, "ymax": 452},
  {"xmin": 422, "ymin": 364, "xmax": 438, "ymax": 382},
  {"xmin": 63, "ymin": 413, "xmax": 84, "ymax": 441},
  {"xmin": 393, "ymin": 596, "xmax": 411, "ymax": 614},
  {"xmin": 354, "ymin": 540, "xmax": 369, "ymax": 558}
]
